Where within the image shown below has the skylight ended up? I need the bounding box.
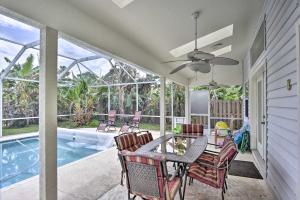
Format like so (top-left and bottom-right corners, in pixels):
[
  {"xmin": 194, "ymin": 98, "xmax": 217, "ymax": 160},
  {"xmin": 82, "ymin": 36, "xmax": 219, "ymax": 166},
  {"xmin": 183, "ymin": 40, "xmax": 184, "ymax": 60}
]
[
  {"xmin": 211, "ymin": 45, "xmax": 232, "ymax": 56},
  {"xmin": 112, "ymin": 0, "xmax": 134, "ymax": 8},
  {"xmin": 170, "ymin": 24, "xmax": 233, "ymax": 57}
]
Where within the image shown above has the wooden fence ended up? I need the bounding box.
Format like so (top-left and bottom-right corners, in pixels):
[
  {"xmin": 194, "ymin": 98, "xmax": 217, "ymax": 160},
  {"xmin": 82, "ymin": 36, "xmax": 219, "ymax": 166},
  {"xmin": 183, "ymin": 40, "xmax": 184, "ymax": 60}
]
[
  {"xmin": 191, "ymin": 100, "xmax": 243, "ymax": 129},
  {"xmin": 211, "ymin": 100, "xmax": 243, "ymax": 129}
]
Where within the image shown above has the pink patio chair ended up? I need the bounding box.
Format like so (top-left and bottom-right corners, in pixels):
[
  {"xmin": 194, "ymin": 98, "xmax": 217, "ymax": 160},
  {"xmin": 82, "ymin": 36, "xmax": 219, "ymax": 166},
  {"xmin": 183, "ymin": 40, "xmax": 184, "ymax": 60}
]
[
  {"xmin": 129, "ymin": 111, "xmax": 142, "ymax": 132},
  {"xmin": 120, "ymin": 151, "xmax": 183, "ymax": 200},
  {"xmin": 96, "ymin": 110, "xmax": 116, "ymax": 132}
]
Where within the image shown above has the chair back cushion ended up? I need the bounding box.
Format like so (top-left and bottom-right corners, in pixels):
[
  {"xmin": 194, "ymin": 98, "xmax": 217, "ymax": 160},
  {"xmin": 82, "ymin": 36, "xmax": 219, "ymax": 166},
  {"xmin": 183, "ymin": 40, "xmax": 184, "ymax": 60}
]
[
  {"xmin": 121, "ymin": 152, "xmax": 165, "ymax": 199},
  {"xmin": 218, "ymin": 141, "xmax": 237, "ymax": 167},
  {"xmin": 114, "ymin": 133, "xmax": 141, "ymax": 152},
  {"xmin": 137, "ymin": 132, "xmax": 153, "ymax": 145},
  {"xmin": 182, "ymin": 124, "xmax": 203, "ymax": 137}
]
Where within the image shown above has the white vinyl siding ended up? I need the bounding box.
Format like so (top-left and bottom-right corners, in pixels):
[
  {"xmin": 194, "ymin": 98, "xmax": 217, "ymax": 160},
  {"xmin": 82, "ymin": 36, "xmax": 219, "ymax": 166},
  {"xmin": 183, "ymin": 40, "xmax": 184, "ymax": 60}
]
[{"xmin": 245, "ymin": 0, "xmax": 299, "ymax": 199}]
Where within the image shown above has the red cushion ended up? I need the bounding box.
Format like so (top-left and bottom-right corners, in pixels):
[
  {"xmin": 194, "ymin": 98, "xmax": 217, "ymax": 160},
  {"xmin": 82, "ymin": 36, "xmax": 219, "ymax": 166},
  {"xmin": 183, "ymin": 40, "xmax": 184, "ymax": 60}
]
[
  {"xmin": 138, "ymin": 132, "xmax": 153, "ymax": 145},
  {"xmin": 182, "ymin": 124, "xmax": 203, "ymax": 137},
  {"xmin": 197, "ymin": 152, "xmax": 219, "ymax": 166},
  {"xmin": 188, "ymin": 163, "xmax": 225, "ymax": 188},
  {"xmin": 218, "ymin": 141, "xmax": 237, "ymax": 166},
  {"xmin": 115, "ymin": 133, "xmax": 141, "ymax": 151}
]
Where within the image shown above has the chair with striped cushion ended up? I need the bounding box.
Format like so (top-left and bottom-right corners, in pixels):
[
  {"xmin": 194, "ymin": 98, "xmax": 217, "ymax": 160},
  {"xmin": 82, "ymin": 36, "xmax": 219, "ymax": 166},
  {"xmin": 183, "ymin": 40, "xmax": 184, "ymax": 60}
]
[
  {"xmin": 137, "ymin": 131, "xmax": 153, "ymax": 145},
  {"xmin": 186, "ymin": 141, "xmax": 237, "ymax": 200},
  {"xmin": 120, "ymin": 151, "xmax": 183, "ymax": 200},
  {"xmin": 114, "ymin": 133, "xmax": 142, "ymax": 185},
  {"xmin": 114, "ymin": 132, "xmax": 142, "ymax": 152},
  {"xmin": 182, "ymin": 124, "xmax": 204, "ymax": 137}
]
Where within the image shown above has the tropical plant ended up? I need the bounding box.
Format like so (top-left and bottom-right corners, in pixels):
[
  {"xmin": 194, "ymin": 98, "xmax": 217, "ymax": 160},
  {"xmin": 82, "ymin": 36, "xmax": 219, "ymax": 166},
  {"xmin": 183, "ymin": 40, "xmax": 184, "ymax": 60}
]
[{"xmin": 193, "ymin": 85, "xmax": 243, "ymax": 100}]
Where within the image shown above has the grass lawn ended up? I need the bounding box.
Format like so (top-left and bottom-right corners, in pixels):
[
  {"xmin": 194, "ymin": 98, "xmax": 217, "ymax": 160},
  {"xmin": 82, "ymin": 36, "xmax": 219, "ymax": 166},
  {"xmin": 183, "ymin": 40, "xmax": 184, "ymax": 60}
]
[{"xmin": 2, "ymin": 120, "xmax": 161, "ymax": 136}]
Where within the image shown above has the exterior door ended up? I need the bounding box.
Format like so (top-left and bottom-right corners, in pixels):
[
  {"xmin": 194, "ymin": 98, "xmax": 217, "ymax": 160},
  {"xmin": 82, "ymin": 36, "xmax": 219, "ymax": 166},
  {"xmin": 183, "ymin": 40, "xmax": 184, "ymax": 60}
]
[{"xmin": 257, "ymin": 73, "xmax": 266, "ymax": 160}]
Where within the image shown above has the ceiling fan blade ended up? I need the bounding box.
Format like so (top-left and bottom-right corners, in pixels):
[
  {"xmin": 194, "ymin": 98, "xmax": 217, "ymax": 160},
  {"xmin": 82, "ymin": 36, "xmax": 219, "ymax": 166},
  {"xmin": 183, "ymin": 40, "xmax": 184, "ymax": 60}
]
[
  {"xmin": 162, "ymin": 59, "xmax": 191, "ymax": 64},
  {"xmin": 209, "ymin": 57, "xmax": 239, "ymax": 65},
  {"xmin": 170, "ymin": 63, "xmax": 187, "ymax": 74}
]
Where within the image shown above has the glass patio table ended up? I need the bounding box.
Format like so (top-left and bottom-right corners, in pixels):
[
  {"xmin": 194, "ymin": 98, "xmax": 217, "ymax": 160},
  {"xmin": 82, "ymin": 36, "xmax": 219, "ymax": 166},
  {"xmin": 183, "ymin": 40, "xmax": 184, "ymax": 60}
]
[{"xmin": 136, "ymin": 134, "xmax": 208, "ymax": 164}]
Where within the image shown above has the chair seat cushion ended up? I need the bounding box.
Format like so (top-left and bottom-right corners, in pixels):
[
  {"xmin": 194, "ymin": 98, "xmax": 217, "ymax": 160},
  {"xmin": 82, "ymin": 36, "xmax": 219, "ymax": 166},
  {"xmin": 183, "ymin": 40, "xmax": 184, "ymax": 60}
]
[
  {"xmin": 197, "ymin": 152, "xmax": 219, "ymax": 166},
  {"xmin": 188, "ymin": 163, "xmax": 225, "ymax": 188}
]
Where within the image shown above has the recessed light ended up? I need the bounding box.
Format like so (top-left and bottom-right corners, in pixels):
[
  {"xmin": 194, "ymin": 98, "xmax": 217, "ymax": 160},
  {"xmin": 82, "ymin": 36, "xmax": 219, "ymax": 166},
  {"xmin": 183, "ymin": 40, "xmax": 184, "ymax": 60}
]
[
  {"xmin": 112, "ymin": 0, "xmax": 135, "ymax": 8},
  {"xmin": 211, "ymin": 45, "xmax": 232, "ymax": 56},
  {"xmin": 170, "ymin": 24, "xmax": 233, "ymax": 57}
]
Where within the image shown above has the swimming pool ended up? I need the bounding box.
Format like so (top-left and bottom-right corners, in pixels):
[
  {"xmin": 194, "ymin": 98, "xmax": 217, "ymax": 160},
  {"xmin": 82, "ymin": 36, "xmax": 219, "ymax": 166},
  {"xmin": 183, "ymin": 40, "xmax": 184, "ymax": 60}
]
[{"xmin": 0, "ymin": 129, "xmax": 116, "ymax": 189}]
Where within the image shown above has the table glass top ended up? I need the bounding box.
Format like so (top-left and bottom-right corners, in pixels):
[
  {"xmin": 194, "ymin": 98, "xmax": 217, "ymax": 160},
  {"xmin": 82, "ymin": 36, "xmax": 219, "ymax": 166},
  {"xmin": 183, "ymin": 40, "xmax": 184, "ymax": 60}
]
[{"xmin": 151, "ymin": 136, "xmax": 195, "ymax": 156}]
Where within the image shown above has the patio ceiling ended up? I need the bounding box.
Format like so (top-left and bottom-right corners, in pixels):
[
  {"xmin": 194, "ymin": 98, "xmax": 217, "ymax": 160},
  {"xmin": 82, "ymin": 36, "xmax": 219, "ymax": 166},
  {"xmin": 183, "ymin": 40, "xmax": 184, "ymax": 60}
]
[
  {"xmin": 64, "ymin": 0, "xmax": 264, "ymax": 85},
  {"xmin": 0, "ymin": 0, "xmax": 263, "ymax": 86}
]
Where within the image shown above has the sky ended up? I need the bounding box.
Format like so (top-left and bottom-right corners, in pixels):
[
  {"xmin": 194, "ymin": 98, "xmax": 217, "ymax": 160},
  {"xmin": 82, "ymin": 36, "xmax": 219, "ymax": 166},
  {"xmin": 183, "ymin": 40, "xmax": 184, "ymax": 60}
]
[{"xmin": 0, "ymin": 13, "xmax": 151, "ymax": 82}]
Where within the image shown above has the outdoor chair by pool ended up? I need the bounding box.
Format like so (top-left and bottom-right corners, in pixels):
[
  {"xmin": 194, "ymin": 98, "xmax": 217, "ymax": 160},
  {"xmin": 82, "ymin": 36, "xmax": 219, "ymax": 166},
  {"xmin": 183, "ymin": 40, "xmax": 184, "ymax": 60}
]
[
  {"xmin": 120, "ymin": 151, "xmax": 183, "ymax": 200},
  {"xmin": 96, "ymin": 110, "xmax": 116, "ymax": 132},
  {"xmin": 129, "ymin": 111, "xmax": 142, "ymax": 132},
  {"xmin": 185, "ymin": 140, "xmax": 238, "ymax": 200},
  {"xmin": 114, "ymin": 131, "xmax": 154, "ymax": 185},
  {"xmin": 182, "ymin": 124, "xmax": 204, "ymax": 137}
]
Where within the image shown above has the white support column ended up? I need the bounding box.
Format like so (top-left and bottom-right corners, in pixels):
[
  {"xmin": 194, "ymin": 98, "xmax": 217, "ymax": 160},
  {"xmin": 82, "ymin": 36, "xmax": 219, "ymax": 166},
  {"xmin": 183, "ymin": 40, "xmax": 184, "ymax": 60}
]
[
  {"xmin": 39, "ymin": 26, "xmax": 58, "ymax": 200},
  {"xmin": 171, "ymin": 83, "xmax": 174, "ymax": 130},
  {"xmin": 185, "ymin": 85, "xmax": 191, "ymax": 124},
  {"xmin": 0, "ymin": 80, "xmax": 2, "ymax": 137},
  {"xmin": 108, "ymin": 86, "xmax": 111, "ymax": 112},
  {"xmin": 208, "ymin": 92, "xmax": 211, "ymax": 135},
  {"xmin": 160, "ymin": 77, "xmax": 166, "ymax": 136},
  {"xmin": 136, "ymin": 84, "xmax": 139, "ymax": 111}
]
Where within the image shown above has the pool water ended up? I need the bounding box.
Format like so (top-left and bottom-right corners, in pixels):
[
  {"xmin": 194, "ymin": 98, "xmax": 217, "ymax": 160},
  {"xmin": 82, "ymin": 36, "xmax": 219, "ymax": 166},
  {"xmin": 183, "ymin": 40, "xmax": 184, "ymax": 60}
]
[{"xmin": 0, "ymin": 137, "xmax": 100, "ymax": 189}]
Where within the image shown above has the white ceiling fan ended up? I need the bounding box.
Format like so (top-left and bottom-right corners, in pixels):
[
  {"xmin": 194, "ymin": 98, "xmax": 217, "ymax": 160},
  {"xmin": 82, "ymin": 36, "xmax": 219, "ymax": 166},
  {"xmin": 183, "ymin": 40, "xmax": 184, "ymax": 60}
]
[{"xmin": 164, "ymin": 11, "xmax": 239, "ymax": 75}]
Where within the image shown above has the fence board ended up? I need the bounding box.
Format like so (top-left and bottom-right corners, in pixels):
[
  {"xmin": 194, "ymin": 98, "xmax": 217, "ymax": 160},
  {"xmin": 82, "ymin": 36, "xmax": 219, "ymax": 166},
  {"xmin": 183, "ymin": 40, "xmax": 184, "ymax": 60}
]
[{"xmin": 210, "ymin": 100, "xmax": 243, "ymax": 129}]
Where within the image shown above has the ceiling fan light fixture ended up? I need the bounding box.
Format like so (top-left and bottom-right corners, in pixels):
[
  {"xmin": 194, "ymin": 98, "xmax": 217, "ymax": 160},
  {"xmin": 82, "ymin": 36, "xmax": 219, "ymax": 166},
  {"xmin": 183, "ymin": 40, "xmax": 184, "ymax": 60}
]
[{"xmin": 188, "ymin": 62, "xmax": 211, "ymax": 73}]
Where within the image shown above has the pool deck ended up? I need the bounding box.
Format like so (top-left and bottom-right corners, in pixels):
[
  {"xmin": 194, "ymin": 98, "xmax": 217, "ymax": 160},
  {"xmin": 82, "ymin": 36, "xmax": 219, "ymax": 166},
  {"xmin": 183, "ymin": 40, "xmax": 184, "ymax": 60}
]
[{"xmin": 0, "ymin": 128, "xmax": 275, "ymax": 200}]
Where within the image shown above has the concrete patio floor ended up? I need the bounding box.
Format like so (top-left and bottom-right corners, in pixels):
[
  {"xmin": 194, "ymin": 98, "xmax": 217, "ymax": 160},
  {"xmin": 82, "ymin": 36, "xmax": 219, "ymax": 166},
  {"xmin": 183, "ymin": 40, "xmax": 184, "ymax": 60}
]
[
  {"xmin": 98, "ymin": 152, "xmax": 275, "ymax": 200},
  {"xmin": 0, "ymin": 128, "xmax": 275, "ymax": 200}
]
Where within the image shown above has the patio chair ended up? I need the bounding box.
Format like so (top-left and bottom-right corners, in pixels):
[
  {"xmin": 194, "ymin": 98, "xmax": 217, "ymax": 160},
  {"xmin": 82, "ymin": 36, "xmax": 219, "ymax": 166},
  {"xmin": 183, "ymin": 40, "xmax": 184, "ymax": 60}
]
[
  {"xmin": 185, "ymin": 140, "xmax": 238, "ymax": 200},
  {"xmin": 96, "ymin": 110, "xmax": 116, "ymax": 132},
  {"xmin": 120, "ymin": 151, "xmax": 183, "ymax": 200},
  {"xmin": 114, "ymin": 132, "xmax": 142, "ymax": 185},
  {"xmin": 182, "ymin": 124, "xmax": 204, "ymax": 137},
  {"xmin": 129, "ymin": 111, "xmax": 142, "ymax": 132}
]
